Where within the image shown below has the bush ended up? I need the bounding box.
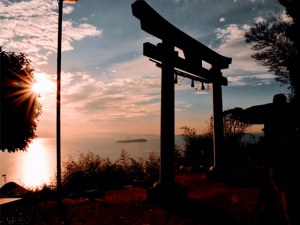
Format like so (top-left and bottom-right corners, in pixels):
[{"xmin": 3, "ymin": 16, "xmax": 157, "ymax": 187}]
[
  {"xmin": 2, "ymin": 148, "xmax": 182, "ymax": 199},
  {"xmin": 180, "ymin": 126, "xmax": 213, "ymax": 171},
  {"xmin": 60, "ymin": 150, "xmax": 160, "ymax": 196}
]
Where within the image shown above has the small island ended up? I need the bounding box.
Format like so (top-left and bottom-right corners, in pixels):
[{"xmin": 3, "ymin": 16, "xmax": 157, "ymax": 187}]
[{"xmin": 116, "ymin": 139, "xmax": 147, "ymax": 143}]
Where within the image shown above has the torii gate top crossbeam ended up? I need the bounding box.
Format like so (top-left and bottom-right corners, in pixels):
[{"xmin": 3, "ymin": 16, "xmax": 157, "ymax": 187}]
[{"xmin": 132, "ymin": 0, "xmax": 232, "ymax": 69}]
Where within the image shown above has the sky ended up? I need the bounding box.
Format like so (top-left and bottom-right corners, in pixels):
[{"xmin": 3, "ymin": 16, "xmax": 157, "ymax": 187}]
[{"xmin": 0, "ymin": 0, "xmax": 288, "ymax": 137}]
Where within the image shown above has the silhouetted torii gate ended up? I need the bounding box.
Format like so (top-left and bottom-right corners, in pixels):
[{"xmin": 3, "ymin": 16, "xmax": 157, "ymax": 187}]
[{"xmin": 132, "ymin": 0, "xmax": 232, "ymax": 202}]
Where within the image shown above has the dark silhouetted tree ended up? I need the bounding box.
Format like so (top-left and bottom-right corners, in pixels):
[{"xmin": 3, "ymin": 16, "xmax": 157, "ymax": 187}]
[
  {"xmin": 0, "ymin": 48, "xmax": 42, "ymax": 152},
  {"xmin": 180, "ymin": 126, "xmax": 213, "ymax": 171},
  {"xmin": 181, "ymin": 113, "xmax": 252, "ymax": 170},
  {"xmin": 244, "ymin": 0, "xmax": 300, "ymax": 103},
  {"xmin": 204, "ymin": 112, "xmax": 252, "ymax": 144}
]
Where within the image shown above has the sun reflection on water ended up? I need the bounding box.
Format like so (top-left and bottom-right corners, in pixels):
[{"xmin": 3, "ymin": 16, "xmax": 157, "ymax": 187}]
[{"xmin": 20, "ymin": 139, "xmax": 54, "ymax": 188}]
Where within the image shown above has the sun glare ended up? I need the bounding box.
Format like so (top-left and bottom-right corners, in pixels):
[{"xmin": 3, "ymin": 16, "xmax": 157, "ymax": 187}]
[
  {"xmin": 31, "ymin": 73, "xmax": 55, "ymax": 95},
  {"xmin": 20, "ymin": 139, "xmax": 53, "ymax": 188}
]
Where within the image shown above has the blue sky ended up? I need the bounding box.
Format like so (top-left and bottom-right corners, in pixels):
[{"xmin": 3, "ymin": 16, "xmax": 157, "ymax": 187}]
[{"xmin": 0, "ymin": 0, "xmax": 288, "ymax": 137}]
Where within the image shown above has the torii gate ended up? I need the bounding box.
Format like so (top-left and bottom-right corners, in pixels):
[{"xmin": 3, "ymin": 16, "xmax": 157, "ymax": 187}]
[{"xmin": 132, "ymin": 0, "xmax": 232, "ymax": 202}]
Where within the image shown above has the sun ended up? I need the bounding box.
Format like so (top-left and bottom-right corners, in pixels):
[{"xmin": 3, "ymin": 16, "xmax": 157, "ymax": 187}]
[{"xmin": 31, "ymin": 73, "xmax": 55, "ymax": 95}]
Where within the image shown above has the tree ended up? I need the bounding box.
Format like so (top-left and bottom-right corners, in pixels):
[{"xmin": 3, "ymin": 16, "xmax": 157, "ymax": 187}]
[
  {"xmin": 180, "ymin": 126, "xmax": 213, "ymax": 171},
  {"xmin": 204, "ymin": 113, "xmax": 252, "ymax": 167},
  {"xmin": 0, "ymin": 48, "xmax": 42, "ymax": 152},
  {"xmin": 244, "ymin": 0, "xmax": 300, "ymax": 103},
  {"xmin": 180, "ymin": 113, "xmax": 252, "ymax": 170},
  {"xmin": 204, "ymin": 112, "xmax": 252, "ymax": 144}
]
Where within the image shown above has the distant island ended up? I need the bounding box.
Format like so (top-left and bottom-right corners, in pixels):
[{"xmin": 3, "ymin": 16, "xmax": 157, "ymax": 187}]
[{"xmin": 116, "ymin": 139, "xmax": 147, "ymax": 143}]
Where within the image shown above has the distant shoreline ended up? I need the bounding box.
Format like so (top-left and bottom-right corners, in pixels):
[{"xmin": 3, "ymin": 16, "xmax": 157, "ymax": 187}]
[{"xmin": 116, "ymin": 139, "xmax": 147, "ymax": 143}]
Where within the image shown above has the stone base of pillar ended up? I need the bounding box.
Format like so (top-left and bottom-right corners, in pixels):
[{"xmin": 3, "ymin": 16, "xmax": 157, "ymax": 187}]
[{"xmin": 146, "ymin": 182, "xmax": 188, "ymax": 205}]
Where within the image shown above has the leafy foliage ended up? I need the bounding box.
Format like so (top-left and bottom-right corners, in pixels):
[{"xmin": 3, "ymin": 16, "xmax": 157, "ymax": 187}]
[
  {"xmin": 204, "ymin": 113, "xmax": 252, "ymax": 144},
  {"xmin": 244, "ymin": 13, "xmax": 294, "ymax": 85},
  {"xmin": 0, "ymin": 48, "xmax": 42, "ymax": 152},
  {"xmin": 60, "ymin": 150, "xmax": 160, "ymax": 196},
  {"xmin": 181, "ymin": 113, "xmax": 252, "ymax": 170},
  {"xmin": 174, "ymin": 144, "xmax": 184, "ymax": 172},
  {"xmin": 244, "ymin": 1, "xmax": 300, "ymax": 103},
  {"xmin": 180, "ymin": 126, "xmax": 213, "ymax": 171},
  {"xmin": 144, "ymin": 151, "xmax": 160, "ymax": 180}
]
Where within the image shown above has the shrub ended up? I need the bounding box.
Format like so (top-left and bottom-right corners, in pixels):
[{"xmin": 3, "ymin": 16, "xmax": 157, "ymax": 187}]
[
  {"xmin": 180, "ymin": 126, "xmax": 213, "ymax": 171},
  {"xmin": 60, "ymin": 150, "xmax": 161, "ymax": 196},
  {"xmin": 144, "ymin": 151, "xmax": 160, "ymax": 180}
]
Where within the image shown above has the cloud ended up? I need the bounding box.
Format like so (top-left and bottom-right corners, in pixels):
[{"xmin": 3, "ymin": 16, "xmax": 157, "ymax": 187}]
[
  {"xmin": 36, "ymin": 57, "xmax": 163, "ymax": 132},
  {"xmin": 61, "ymin": 73, "xmax": 161, "ymax": 122},
  {"xmin": 214, "ymin": 24, "xmax": 268, "ymax": 75},
  {"xmin": 280, "ymin": 10, "xmax": 293, "ymax": 22},
  {"xmin": 219, "ymin": 18, "xmax": 225, "ymax": 22},
  {"xmin": 212, "ymin": 22, "xmax": 281, "ymax": 88},
  {"xmin": 228, "ymin": 74, "xmax": 275, "ymax": 86},
  {"xmin": 0, "ymin": 0, "xmax": 101, "ymax": 68},
  {"xmin": 249, "ymin": 0, "xmax": 265, "ymax": 2},
  {"xmin": 35, "ymin": 54, "xmax": 203, "ymax": 136},
  {"xmin": 216, "ymin": 24, "xmax": 247, "ymax": 40},
  {"xmin": 254, "ymin": 16, "xmax": 266, "ymax": 23}
]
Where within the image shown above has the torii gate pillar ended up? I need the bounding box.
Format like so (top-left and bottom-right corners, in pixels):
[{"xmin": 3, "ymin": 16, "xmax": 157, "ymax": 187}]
[
  {"xmin": 147, "ymin": 42, "xmax": 188, "ymax": 203},
  {"xmin": 160, "ymin": 42, "xmax": 175, "ymax": 185},
  {"xmin": 211, "ymin": 67, "xmax": 224, "ymax": 168}
]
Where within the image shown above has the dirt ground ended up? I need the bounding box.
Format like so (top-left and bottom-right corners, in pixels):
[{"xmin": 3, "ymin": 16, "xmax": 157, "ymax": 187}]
[{"xmin": 1, "ymin": 173, "xmax": 261, "ymax": 225}]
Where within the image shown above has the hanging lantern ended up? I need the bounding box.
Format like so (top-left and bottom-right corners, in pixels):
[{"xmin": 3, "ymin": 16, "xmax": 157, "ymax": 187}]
[
  {"xmin": 174, "ymin": 74, "xmax": 178, "ymax": 84},
  {"xmin": 191, "ymin": 79, "xmax": 194, "ymax": 87},
  {"xmin": 201, "ymin": 82, "xmax": 205, "ymax": 90}
]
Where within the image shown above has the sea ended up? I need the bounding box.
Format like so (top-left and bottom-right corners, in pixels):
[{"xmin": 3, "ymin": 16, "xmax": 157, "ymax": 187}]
[
  {"xmin": 0, "ymin": 135, "xmax": 184, "ymax": 188},
  {"xmin": 0, "ymin": 132, "xmax": 263, "ymax": 188}
]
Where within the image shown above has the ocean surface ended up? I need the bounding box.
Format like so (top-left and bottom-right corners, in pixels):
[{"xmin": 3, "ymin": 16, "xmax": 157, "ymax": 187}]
[{"xmin": 0, "ymin": 135, "xmax": 184, "ymax": 188}]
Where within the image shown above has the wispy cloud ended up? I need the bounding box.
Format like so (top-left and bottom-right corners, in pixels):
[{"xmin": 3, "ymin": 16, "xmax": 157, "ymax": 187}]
[
  {"xmin": 0, "ymin": 0, "xmax": 101, "ymax": 68},
  {"xmin": 254, "ymin": 16, "xmax": 265, "ymax": 23},
  {"xmin": 228, "ymin": 74, "xmax": 275, "ymax": 86},
  {"xmin": 212, "ymin": 22, "xmax": 280, "ymax": 87},
  {"xmin": 250, "ymin": 0, "xmax": 265, "ymax": 3},
  {"xmin": 36, "ymin": 53, "xmax": 205, "ymax": 136},
  {"xmin": 214, "ymin": 23, "xmax": 269, "ymax": 75},
  {"xmin": 36, "ymin": 56, "xmax": 164, "ymax": 135}
]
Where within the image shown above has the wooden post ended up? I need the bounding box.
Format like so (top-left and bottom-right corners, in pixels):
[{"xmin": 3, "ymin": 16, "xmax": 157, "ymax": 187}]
[
  {"xmin": 211, "ymin": 67, "xmax": 224, "ymax": 168},
  {"xmin": 56, "ymin": 0, "xmax": 63, "ymax": 200},
  {"xmin": 146, "ymin": 42, "xmax": 187, "ymax": 203},
  {"xmin": 160, "ymin": 41, "xmax": 175, "ymax": 185}
]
